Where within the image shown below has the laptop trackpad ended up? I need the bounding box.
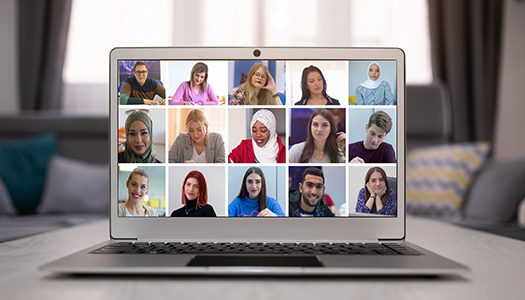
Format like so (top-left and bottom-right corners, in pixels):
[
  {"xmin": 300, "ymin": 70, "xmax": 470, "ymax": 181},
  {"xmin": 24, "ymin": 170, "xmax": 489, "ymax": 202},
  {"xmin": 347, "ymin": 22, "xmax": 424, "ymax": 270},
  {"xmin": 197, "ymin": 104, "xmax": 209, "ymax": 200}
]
[{"xmin": 188, "ymin": 255, "xmax": 323, "ymax": 267}]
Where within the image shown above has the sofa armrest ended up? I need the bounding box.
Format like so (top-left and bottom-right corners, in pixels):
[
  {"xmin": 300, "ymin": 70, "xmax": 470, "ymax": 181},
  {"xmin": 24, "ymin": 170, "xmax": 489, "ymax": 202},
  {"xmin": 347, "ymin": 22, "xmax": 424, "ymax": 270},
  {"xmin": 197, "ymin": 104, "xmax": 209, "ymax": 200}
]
[{"xmin": 518, "ymin": 198, "xmax": 525, "ymax": 228}]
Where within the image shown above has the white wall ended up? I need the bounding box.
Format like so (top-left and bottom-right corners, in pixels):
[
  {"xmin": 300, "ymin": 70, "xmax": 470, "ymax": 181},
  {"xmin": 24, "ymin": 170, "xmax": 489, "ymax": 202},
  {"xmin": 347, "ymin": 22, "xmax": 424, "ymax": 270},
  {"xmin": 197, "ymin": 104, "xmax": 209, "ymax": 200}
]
[
  {"xmin": 493, "ymin": 0, "xmax": 525, "ymax": 161},
  {"xmin": 0, "ymin": 0, "xmax": 18, "ymax": 113}
]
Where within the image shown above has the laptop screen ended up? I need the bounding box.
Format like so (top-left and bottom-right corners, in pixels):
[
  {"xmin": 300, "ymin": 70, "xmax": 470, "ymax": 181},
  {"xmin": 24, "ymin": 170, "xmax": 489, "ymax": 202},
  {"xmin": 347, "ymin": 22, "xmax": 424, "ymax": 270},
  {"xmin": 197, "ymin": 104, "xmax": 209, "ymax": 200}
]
[{"xmin": 115, "ymin": 56, "xmax": 398, "ymax": 219}]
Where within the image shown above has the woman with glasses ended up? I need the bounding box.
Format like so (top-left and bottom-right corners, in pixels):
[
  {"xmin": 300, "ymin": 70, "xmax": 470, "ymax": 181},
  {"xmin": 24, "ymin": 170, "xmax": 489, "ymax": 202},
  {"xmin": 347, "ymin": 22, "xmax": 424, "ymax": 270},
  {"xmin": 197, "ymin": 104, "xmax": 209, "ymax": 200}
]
[
  {"xmin": 228, "ymin": 167, "xmax": 285, "ymax": 217},
  {"xmin": 288, "ymin": 108, "xmax": 345, "ymax": 163},
  {"xmin": 228, "ymin": 109, "xmax": 285, "ymax": 163},
  {"xmin": 168, "ymin": 109, "xmax": 225, "ymax": 163},
  {"xmin": 118, "ymin": 109, "xmax": 162, "ymax": 163},
  {"xmin": 355, "ymin": 166, "xmax": 396, "ymax": 215},
  {"xmin": 294, "ymin": 65, "xmax": 340, "ymax": 105},
  {"xmin": 119, "ymin": 62, "xmax": 166, "ymax": 105},
  {"xmin": 170, "ymin": 170, "xmax": 217, "ymax": 217},
  {"xmin": 228, "ymin": 63, "xmax": 283, "ymax": 105},
  {"xmin": 169, "ymin": 62, "xmax": 218, "ymax": 106}
]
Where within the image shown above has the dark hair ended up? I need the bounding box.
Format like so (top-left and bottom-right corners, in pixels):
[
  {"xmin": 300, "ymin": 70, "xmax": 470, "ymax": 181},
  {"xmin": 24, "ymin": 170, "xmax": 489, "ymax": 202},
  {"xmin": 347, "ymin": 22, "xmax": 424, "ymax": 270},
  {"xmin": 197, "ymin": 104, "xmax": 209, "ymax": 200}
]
[
  {"xmin": 181, "ymin": 170, "xmax": 208, "ymax": 209},
  {"xmin": 364, "ymin": 167, "xmax": 391, "ymax": 206},
  {"xmin": 133, "ymin": 61, "xmax": 148, "ymax": 72},
  {"xmin": 299, "ymin": 65, "xmax": 330, "ymax": 104},
  {"xmin": 301, "ymin": 167, "xmax": 325, "ymax": 185},
  {"xmin": 188, "ymin": 62, "xmax": 208, "ymax": 94},
  {"xmin": 299, "ymin": 108, "xmax": 342, "ymax": 163},
  {"xmin": 236, "ymin": 167, "xmax": 268, "ymax": 211},
  {"xmin": 368, "ymin": 110, "xmax": 392, "ymax": 133}
]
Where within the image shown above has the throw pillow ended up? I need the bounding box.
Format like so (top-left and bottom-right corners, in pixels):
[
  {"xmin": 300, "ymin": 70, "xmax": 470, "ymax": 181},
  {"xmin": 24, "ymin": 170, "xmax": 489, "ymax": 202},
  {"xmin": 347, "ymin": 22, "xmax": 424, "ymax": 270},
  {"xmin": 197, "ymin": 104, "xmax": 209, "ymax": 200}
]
[
  {"xmin": 463, "ymin": 158, "xmax": 525, "ymax": 223},
  {"xmin": 406, "ymin": 142, "xmax": 490, "ymax": 218},
  {"xmin": 0, "ymin": 176, "xmax": 16, "ymax": 215},
  {"xmin": 0, "ymin": 133, "xmax": 57, "ymax": 214},
  {"xmin": 38, "ymin": 155, "xmax": 109, "ymax": 214}
]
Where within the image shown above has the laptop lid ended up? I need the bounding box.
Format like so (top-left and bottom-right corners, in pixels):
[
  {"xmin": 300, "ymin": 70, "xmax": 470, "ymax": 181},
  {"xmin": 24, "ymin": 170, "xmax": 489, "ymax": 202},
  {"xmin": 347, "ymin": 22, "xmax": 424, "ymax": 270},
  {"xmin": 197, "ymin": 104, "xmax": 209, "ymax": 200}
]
[{"xmin": 109, "ymin": 47, "xmax": 405, "ymax": 242}]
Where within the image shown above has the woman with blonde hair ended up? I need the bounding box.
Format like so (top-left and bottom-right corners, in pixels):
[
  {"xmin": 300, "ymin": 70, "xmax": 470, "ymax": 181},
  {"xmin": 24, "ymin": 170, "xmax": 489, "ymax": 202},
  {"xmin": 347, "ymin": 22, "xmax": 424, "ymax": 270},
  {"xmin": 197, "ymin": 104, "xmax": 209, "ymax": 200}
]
[
  {"xmin": 169, "ymin": 62, "xmax": 218, "ymax": 105},
  {"xmin": 168, "ymin": 109, "xmax": 225, "ymax": 163},
  {"xmin": 229, "ymin": 63, "xmax": 283, "ymax": 105},
  {"xmin": 118, "ymin": 168, "xmax": 158, "ymax": 217}
]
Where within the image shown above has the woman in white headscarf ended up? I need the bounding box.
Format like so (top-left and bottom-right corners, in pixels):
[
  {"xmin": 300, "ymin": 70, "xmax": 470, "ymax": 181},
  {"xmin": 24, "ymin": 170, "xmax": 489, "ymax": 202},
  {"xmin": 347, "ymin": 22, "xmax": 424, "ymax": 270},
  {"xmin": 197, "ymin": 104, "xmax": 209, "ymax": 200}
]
[
  {"xmin": 355, "ymin": 62, "xmax": 396, "ymax": 105},
  {"xmin": 228, "ymin": 109, "xmax": 286, "ymax": 163}
]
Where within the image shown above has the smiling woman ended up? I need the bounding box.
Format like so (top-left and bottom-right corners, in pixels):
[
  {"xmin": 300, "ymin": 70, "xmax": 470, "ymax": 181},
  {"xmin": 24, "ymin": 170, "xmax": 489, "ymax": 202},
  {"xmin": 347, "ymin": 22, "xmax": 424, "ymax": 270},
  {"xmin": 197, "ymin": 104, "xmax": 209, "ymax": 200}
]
[
  {"xmin": 119, "ymin": 168, "xmax": 158, "ymax": 217},
  {"xmin": 228, "ymin": 167, "xmax": 285, "ymax": 217},
  {"xmin": 228, "ymin": 109, "xmax": 286, "ymax": 163},
  {"xmin": 355, "ymin": 166, "xmax": 396, "ymax": 216},
  {"xmin": 118, "ymin": 110, "xmax": 162, "ymax": 163}
]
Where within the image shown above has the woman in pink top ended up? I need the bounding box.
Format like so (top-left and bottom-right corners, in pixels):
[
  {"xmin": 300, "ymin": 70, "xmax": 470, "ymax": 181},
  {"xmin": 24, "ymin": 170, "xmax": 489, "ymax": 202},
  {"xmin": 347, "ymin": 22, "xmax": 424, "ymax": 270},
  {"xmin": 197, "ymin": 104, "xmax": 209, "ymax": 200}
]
[{"xmin": 169, "ymin": 62, "xmax": 218, "ymax": 105}]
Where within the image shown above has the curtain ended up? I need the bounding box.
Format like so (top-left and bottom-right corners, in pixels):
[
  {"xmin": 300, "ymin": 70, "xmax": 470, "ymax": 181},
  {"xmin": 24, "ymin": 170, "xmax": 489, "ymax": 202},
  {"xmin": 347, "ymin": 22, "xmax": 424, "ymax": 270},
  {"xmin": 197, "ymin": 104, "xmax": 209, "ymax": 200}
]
[
  {"xmin": 18, "ymin": 0, "xmax": 72, "ymax": 110},
  {"xmin": 428, "ymin": 0, "xmax": 503, "ymax": 143}
]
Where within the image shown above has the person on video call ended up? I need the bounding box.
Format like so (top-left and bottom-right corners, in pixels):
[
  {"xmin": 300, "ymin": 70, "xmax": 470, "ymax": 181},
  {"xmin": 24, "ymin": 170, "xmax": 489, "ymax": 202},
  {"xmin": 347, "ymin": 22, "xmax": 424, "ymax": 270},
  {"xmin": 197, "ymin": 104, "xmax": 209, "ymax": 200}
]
[
  {"xmin": 289, "ymin": 173, "xmax": 339, "ymax": 216},
  {"xmin": 348, "ymin": 110, "xmax": 395, "ymax": 164},
  {"xmin": 169, "ymin": 62, "xmax": 218, "ymax": 105},
  {"xmin": 119, "ymin": 168, "xmax": 158, "ymax": 217},
  {"xmin": 288, "ymin": 108, "xmax": 345, "ymax": 163},
  {"xmin": 355, "ymin": 62, "xmax": 396, "ymax": 105},
  {"xmin": 228, "ymin": 109, "xmax": 286, "ymax": 163},
  {"xmin": 355, "ymin": 166, "xmax": 396, "ymax": 215},
  {"xmin": 289, "ymin": 167, "xmax": 335, "ymax": 217},
  {"xmin": 171, "ymin": 170, "xmax": 217, "ymax": 217},
  {"xmin": 119, "ymin": 62, "xmax": 166, "ymax": 105},
  {"xmin": 119, "ymin": 110, "xmax": 162, "ymax": 163},
  {"xmin": 294, "ymin": 65, "xmax": 340, "ymax": 105},
  {"xmin": 228, "ymin": 167, "xmax": 285, "ymax": 217},
  {"xmin": 229, "ymin": 63, "xmax": 283, "ymax": 105},
  {"xmin": 168, "ymin": 109, "xmax": 225, "ymax": 163}
]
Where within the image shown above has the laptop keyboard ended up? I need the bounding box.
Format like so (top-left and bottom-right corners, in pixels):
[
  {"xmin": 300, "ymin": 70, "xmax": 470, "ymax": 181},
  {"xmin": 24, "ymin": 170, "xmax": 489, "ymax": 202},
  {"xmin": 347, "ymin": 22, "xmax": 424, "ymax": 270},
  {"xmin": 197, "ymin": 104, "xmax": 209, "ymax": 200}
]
[{"xmin": 92, "ymin": 242, "xmax": 421, "ymax": 256}]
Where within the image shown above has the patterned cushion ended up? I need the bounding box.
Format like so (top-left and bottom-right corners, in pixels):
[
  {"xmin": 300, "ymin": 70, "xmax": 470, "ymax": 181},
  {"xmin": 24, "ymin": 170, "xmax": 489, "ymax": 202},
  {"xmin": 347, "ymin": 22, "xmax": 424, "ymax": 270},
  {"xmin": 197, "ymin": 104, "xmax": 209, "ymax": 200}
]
[{"xmin": 406, "ymin": 142, "xmax": 490, "ymax": 218}]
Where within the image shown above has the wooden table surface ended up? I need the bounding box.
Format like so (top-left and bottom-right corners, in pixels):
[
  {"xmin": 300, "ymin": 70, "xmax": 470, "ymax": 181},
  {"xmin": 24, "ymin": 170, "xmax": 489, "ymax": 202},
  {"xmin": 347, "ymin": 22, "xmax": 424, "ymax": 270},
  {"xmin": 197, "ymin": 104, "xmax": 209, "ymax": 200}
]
[{"xmin": 1, "ymin": 216, "xmax": 524, "ymax": 300}]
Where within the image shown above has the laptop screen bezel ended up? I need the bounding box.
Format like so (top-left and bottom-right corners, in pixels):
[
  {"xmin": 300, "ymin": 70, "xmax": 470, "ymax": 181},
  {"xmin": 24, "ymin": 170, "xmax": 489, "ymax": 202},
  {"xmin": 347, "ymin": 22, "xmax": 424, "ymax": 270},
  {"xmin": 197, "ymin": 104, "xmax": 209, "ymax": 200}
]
[{"xmin": 109, "ymin": 47, "xmax": 406, "ymax": 242}]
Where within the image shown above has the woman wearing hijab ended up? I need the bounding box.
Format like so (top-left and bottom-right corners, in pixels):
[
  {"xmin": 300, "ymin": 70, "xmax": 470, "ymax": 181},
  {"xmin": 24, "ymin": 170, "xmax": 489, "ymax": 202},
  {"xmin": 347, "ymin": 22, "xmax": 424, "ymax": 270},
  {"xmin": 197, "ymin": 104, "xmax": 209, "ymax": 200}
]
[
  {"xmin": 118, "ymin": 110, "xmax": 162, "ymax": 163},
  {"xmin": 228, "ymin": 109, "xmax": 286, "ymax": 163},
  {"xmin": 355, "ymin": 62, "xmax": 396, "ymax": 105}
]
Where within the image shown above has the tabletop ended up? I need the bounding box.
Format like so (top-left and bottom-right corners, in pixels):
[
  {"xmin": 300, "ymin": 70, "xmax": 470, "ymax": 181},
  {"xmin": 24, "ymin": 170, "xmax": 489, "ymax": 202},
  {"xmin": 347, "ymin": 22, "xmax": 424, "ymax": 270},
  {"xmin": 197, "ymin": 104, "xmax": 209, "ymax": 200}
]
[{"xmin": 1, "ymin": 216, "xmax": 524, "ymax": 300}]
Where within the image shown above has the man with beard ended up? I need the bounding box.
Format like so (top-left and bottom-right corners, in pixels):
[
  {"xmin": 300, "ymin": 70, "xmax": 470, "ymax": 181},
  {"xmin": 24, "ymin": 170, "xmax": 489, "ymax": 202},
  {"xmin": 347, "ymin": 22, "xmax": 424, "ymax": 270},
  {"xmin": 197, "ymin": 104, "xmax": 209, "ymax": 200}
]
[{"xmin": 289, "ymin": 167, "xmax": 335, "ymax": 217}]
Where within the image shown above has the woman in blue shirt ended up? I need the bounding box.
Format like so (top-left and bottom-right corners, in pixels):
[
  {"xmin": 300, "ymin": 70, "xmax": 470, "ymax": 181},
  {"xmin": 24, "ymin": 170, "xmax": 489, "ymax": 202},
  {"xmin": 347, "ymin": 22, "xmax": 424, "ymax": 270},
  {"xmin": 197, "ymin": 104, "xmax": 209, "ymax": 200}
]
[
  {"xmin": 355, "ymin": 62, "xmax": 396, "ymax": 105},
  {"xmin": 228, "ymin": 167, "xmax": 285, "ymax": 217}
]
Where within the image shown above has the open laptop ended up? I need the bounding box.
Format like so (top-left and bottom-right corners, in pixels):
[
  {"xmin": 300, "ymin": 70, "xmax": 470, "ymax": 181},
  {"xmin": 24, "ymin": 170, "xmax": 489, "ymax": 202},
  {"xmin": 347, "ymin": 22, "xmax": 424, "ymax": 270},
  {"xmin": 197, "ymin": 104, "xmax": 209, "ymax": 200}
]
[{"xmin": 41, "ymin": 47, "xmax": 468, "ymax": 275}]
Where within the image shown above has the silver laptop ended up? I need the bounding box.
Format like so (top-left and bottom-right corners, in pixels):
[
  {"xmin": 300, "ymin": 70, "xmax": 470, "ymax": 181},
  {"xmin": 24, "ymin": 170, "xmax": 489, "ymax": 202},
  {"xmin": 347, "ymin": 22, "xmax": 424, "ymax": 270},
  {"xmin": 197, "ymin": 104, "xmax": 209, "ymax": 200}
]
[{"xmin": 41, "ymin": 47, "xmax": 467, "ymax": 275}]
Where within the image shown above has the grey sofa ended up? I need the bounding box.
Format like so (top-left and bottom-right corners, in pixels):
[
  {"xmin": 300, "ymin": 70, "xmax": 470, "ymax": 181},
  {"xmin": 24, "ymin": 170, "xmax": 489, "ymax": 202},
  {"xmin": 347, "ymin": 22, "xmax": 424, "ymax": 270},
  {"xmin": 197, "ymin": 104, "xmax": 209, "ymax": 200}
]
[
  {"xmin": 407, "ymin": 83, "xmax": 525, "ymax": 241},
  {"xmin": 0, "ymin": 112, "xmax": 109, "ymax": 243}
]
